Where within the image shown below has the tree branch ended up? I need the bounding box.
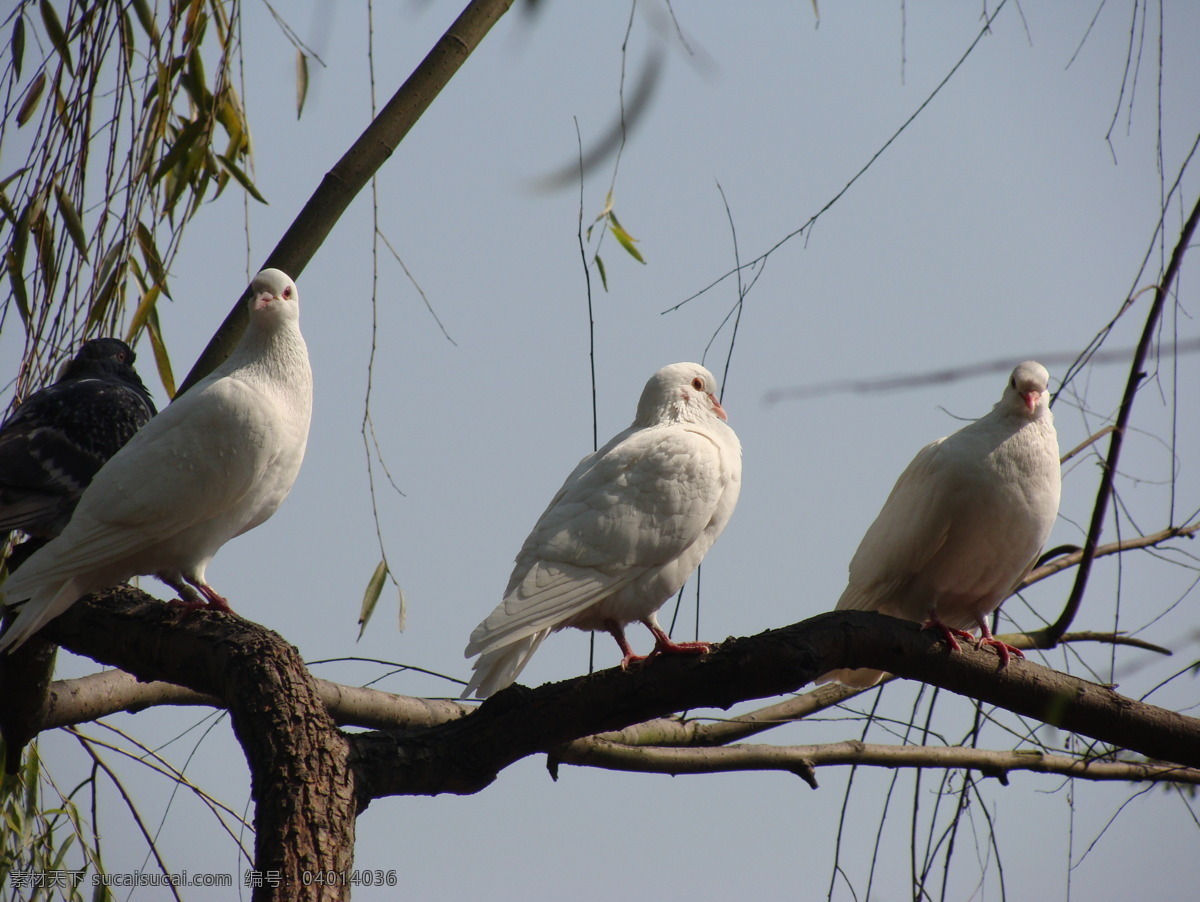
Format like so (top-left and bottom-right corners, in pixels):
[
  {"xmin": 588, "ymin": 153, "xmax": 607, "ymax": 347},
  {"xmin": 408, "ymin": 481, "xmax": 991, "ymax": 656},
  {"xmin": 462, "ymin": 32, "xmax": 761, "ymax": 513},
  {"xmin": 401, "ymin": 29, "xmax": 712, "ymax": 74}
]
[
  {"xmin": 1047, "ymin": 192, "xmax": 1200, "ymax": 642},
  {"xmin": 553, "ymin": 738, "xmax": 1200, "ymax": 786},
  {"xmin": 41, "ymin": 668, "xmax": 467, "ymax": 732},
  {"xmin": 1022, "ymin": 521, "xmax": 1199, "ymax": 587},
  {"xmin": 37, "ymin": 589, "xmax": 1200, "ymax": 813}
]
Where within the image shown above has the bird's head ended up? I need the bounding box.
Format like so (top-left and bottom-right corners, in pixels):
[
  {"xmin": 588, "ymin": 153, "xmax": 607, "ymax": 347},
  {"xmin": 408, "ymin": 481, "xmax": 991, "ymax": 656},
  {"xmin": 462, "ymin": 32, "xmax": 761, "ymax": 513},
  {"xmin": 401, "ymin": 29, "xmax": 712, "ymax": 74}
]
[
  {"xmin": 247, "ymin": 269, "xmax": 300, "ymax": 327},
  {"xmin": 1002, "ymin": 360, "xmax": 1051, "ymax": 417},
  {"xmin": 636, "ymin": 362, "xmax": 728, "ymax": 426},
  {"xmin": 59, "ymin": 338, "xmax": 139, "ymax": 382}
]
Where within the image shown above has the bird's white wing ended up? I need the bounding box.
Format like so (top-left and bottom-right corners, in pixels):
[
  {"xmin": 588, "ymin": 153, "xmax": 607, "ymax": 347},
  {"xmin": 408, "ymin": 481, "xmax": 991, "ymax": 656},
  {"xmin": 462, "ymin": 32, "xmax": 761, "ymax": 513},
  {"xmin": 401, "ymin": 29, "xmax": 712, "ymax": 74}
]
[
  {"xmin": 2, "ymin": 376, "xmax": 272, "ymax": 598},
  {"xmin": 466, "ymin": 424, "xmax": 727, "ymax": 656},
  {"xmin": 836, "ymin": 438, "xmax": 957, "ymax": 615}
]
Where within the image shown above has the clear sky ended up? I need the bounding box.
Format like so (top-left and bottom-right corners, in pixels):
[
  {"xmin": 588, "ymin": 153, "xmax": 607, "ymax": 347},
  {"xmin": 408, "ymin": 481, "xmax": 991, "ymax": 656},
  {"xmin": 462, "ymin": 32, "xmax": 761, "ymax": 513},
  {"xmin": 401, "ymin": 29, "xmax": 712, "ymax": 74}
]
[{"xmin": 8, "ymin": 2, "xmax": 1200, "ymax": 899}]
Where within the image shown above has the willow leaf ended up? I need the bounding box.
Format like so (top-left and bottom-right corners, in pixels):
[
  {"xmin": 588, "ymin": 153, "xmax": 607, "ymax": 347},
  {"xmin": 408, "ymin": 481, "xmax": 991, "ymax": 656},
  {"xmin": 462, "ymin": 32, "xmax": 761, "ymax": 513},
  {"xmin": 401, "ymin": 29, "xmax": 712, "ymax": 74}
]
[
  {"xmin": 11, "ymin": 15, "xmax": 24, "ymax": 80},
  {"xmin": 296, "ymin": 50, "xmax": 308, "ymax": 119},
  {"xmin": 16, "ymin": 71, "xmax": 45, "ymax": 126},
  {"xmin": 357, "ymin": 560, "xmax": 389, "ymax": 640},
  {"xmin": 38, "ymin": 0, "xmax": 72, "ymax": 74},
  {"xmin": 216, "ymin": 154, "xmax": 267, "ymax": 203},
  {"xmin": 53, "ymin": 182, "xmax": 89, "ymax": 261}
]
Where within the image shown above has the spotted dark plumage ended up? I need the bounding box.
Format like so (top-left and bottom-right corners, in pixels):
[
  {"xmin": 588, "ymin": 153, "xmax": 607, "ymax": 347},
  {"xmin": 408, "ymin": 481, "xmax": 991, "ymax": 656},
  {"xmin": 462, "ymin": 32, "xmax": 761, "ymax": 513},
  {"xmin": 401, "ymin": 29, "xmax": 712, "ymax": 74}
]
[{"xmin": 0, "ymin": 338, "xmax": 157, "ymax": 539}]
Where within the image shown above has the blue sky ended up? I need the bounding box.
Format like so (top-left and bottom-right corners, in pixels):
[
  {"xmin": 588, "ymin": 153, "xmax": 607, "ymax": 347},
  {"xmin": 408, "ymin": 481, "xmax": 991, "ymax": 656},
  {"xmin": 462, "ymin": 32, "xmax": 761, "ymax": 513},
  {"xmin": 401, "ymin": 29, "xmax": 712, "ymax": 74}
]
[{"xmin": 8, "ymin": 2, "xmax": 1200, "ymax": 899}]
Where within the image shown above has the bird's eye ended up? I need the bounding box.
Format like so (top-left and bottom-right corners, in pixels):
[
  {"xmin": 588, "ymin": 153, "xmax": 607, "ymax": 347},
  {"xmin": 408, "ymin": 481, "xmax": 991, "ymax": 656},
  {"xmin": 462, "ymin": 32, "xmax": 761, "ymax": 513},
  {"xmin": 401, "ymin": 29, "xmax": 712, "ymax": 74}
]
[
  {"xmin": 283, "ymin": 286, "xmax": 293, "ymax": 299},
  {"xmin": 691, "ymin": 377, "xmax": 704, "ymax": 391}
]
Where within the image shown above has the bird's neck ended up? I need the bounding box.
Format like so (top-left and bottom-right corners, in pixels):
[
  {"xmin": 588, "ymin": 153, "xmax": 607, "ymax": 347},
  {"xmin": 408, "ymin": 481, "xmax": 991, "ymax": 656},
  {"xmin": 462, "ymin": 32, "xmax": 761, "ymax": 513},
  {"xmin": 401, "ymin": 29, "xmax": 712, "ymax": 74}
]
[{"xmin": 227, "ymin": 322, "xmax": 309, "ymax": 383}]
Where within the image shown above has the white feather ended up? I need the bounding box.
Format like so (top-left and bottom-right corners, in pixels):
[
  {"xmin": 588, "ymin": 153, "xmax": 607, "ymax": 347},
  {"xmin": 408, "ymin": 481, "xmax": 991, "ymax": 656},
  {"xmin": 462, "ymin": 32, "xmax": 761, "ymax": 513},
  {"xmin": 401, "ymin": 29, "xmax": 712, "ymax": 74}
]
[
  {"xmin": 463, "ymin": 362, "xmax": 742, "ymax": 699},
  {"xmin": 821, "ymin": 361, "xmax": 1061, "ymax": 688}
]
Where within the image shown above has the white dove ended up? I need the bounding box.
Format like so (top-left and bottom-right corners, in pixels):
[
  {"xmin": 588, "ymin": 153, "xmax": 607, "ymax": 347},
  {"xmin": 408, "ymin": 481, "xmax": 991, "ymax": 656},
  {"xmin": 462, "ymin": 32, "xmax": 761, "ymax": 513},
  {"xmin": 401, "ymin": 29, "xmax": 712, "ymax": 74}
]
[
  {"xmin": 821, "ymin": 361, "xmax": 1061, "ymax": 688},
  {"xmin": 0, "ymin": 269, "xmax": 312, "ymax": 652},
  {"xmin": 463, "ymin": 362, "xmax": 742, "ymax": 699}
]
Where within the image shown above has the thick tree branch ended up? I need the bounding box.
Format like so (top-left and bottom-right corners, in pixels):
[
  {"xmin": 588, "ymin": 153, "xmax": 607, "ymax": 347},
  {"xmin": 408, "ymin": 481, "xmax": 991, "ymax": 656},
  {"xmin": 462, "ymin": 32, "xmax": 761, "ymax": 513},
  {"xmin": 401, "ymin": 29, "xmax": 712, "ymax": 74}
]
[
  {"xmin": 36, "ymin": 589, "xmax": 1200, "ymax": 817},
  {"xmin": 44, "ymin": 588, "xmax": 356, "ymax": 902},
  {"xmin": 349, "ymin": 613, "xmax": 1200, "ymax": 801},
  {"xmin": 553, "ymin": 738, "xmax": 1200, "ymax": 785}
]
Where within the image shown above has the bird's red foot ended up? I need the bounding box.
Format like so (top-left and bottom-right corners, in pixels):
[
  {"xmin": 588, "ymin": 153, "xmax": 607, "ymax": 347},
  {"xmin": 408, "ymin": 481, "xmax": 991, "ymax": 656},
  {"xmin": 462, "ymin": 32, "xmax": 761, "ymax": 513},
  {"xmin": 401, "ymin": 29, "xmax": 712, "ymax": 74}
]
[
  {"xmin": 199, "ymin": 587, "xmax": 233, "ymax": 613},
  {"xmin": 167, "ymin": 596, "xmax": 207, "ymax": 613},
  {"xmin": 646, "ymin": 623, "xmax": 712, "ymax": 660},
  {"xmin": 651, "ymin": 637, "xmax": 712, "ymax": 656},
  {"xmin": 978, "ymin": 636, "xmax": 1025, "ymax": 668},
  {"xmin": 620, "ymin": 651, "xmax": 651, "ymax": 671},
  {"xmin": 920, "ymin": 617, "xmax": 975, "ymax": 652},
  {"xmin": 622, "ymin": 638, "xmax": 710, "ymax": 670}
]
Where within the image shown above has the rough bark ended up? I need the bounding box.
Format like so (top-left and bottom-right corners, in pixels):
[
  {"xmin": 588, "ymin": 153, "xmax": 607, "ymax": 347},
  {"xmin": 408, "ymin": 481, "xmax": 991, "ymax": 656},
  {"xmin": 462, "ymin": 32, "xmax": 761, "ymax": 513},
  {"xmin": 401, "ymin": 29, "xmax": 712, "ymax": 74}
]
[{"xmin": 47, "ymin": 588, "xmax": 357, "ymax": 902}]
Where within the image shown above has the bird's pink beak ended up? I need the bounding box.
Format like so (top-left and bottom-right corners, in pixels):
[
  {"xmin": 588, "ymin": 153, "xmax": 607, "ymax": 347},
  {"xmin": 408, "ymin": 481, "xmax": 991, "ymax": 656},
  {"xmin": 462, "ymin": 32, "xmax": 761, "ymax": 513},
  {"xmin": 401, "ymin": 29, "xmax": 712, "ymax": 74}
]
[
  {"xmin": 709, "ymin": 393, "xmax": 728, "ymax": 421},
  {"xmin": 1020, "ymin": 389, "xmax": 1041, "ymax": 412},
  {"xmin": 253, "ymin": 291, "xmax": 275, "ymax": 311}
]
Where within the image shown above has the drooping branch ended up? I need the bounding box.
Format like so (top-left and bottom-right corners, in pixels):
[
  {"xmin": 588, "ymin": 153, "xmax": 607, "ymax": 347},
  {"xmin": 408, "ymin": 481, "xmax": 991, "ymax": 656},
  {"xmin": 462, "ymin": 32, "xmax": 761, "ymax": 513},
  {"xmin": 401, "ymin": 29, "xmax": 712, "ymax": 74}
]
[
  {"xmin": 1047, "ymin": 192, "xmax": 1200, "ymax": 642},
  {"xmin": 177, "ymin": 0, "xmax": 516, "ymax": 394}
]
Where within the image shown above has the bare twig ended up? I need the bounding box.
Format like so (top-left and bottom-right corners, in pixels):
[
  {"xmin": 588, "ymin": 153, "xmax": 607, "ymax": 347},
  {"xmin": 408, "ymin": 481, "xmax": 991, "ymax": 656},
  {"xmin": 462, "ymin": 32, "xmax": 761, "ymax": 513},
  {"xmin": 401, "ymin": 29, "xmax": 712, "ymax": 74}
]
[
  {"xmin": 1047, "ymin": 193, "xmax": 1200, "ymax": 642},
  {"xmin": 1024, "ymin": 522, "xmax": 1200, "ymax": 588}
]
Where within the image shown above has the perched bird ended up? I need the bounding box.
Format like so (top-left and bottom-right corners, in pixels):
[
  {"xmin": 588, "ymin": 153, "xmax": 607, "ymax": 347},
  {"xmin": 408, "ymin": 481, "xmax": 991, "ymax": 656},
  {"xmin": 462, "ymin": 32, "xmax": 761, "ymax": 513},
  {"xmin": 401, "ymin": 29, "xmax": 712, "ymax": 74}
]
[
  {"xmin": 821, "ymin": 361, "xmax": 1061, "ymax": 688},
  {"xmin": 463, "ymin": 362, "xmax": 742, "ymax": 699},
  {"xmin": 0, "ymin": 269, "xmax": 313, "ymax": 652},
  {"xmin": 0, "ymin": 338, "xmax": 157, "ymax": 541}
]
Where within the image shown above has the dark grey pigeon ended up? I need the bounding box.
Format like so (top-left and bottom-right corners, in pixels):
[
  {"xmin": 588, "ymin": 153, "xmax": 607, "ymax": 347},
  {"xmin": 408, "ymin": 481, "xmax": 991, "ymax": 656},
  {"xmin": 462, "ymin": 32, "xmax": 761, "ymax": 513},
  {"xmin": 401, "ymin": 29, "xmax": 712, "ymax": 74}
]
[{"xmin": 0, "ymin": 338, "xmax": 157, "ymax": 540}]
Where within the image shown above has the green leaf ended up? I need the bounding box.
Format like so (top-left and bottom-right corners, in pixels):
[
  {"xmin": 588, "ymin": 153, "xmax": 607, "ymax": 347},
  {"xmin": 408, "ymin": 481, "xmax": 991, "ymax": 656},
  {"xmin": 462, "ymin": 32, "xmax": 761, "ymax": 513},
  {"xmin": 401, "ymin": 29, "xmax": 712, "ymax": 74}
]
[
  {"xmin": 145, "ymin": 307, "xmax": 175, "ymax": 398},
  {"xmin": 0, "ymin": 179, "xmax": 20, "ymax": 225},
  {"xmin": 87, "ymin": 257, "xmax": 123, "ymax": 331},
  {"xmin": 39, "ymin": 0, "xmax": 73, "ymax": 74},
  {"xmin": 357, "ymin": 560, "xmax": 389, "ymax": 640},
  {"xmin": 131, "ymin": 0, "xmax": 160, "ymax": 43},
  {"xmin": 296, "ymin": 50, "xmax": 308, "ymax": 119},
  {"xmin": 608, "ymin": 219, "xmax": 645, "ymax": 264},
  {"xmin": 32, "ymin": 211, "xmax": 56, "ymax": 290},
  {"xmin": 593, "ymin": 253, "xmax": 608, "ymax": 291},
  {"xmin": 53, "ymin": 181, "xmax": 89, "ymax": 261},
  {"xmin": 118, "ymin": 8, "xmax": 135, "ymax": 71},
  {"xmin": 216, "ymin": 153, "xmax": 267, "ymax": 203},
  {"xmin": 134, "ymin": 221, "xmax": 167, "ymax": 285},
  {"xmin": 126, "ymin": 284, "xmax": 161, "ymax": 341},
  {"xmin": 16, "ymin": 71, "xmax": 45, "ymax": 126},
  {"xmin": 11, "ymin": 14, "xmax": 25, "ymax": 80},
  {"xmin": 183, "ymin": 43, "xmax": 211, "ymax": 113},
  {"xmin": 7, "ymin": 252, "xmax": 30, "ymax": 328},
  {"xmin": 150, "ymin": 117, "xmax": 205, "ymax": 184}
]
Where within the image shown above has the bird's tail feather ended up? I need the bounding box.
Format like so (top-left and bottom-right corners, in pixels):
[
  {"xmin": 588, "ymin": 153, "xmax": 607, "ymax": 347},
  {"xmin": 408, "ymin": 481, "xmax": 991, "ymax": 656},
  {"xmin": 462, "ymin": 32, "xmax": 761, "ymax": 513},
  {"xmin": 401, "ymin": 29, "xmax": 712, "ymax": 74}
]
[
  {"xmin": 462, "ymin": 630, "xmax": 549, "ymax": 700},
  {"xmin": 0, "ymin": 578, "xmax": 86, "ymax": 653}
]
